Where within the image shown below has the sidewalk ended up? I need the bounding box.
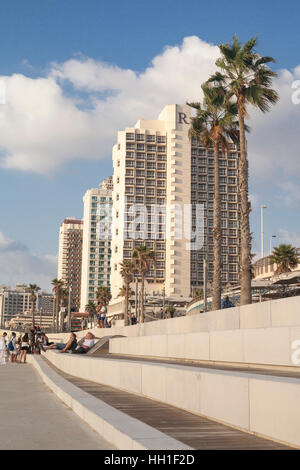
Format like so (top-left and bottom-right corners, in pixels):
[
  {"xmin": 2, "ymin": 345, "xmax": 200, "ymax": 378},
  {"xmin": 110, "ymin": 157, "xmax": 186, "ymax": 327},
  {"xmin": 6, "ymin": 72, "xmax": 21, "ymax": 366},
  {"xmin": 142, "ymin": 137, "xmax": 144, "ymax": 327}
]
[{"xmin": 0, "ymin": 363, "xmax": 115, "ymax": 450}]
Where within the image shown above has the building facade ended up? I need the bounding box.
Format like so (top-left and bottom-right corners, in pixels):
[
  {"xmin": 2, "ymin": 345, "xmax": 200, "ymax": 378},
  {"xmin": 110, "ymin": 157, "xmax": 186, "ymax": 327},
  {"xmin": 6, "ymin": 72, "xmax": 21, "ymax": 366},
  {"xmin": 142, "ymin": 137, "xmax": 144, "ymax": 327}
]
[
  {"xmin": 80, "ymin": 178, "xmax": 113, "ymax": 311},
  {"xmin": 110, "ymin": 104, "xmax": 241, "ymax": 301},
  {"xmin": 0, "ymin": 284, "xmax": 54, "ymax": 327},
  {"xmin": 57, "ymin": 218, "xmax": 83, "ymax": 312}
]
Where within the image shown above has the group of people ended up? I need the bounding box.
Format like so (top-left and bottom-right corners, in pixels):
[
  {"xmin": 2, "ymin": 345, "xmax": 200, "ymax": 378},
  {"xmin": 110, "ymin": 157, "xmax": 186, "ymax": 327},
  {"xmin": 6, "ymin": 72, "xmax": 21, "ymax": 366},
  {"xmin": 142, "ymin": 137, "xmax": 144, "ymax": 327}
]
[
  {"xmin": 0, "ymin": 327, "xmax": 97, "ymax": 364},
  {"xmin": 0, "ymin": 327, "xmax": 52, "ymax": 364}
]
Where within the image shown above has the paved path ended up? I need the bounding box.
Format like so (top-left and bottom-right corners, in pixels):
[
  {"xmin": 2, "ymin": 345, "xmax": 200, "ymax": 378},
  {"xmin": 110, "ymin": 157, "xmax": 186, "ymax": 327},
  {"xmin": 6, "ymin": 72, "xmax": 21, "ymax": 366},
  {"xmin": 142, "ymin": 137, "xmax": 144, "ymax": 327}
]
[{"xmin": 0, "ymin": 363, "xmax": 115, "ymax": 450}]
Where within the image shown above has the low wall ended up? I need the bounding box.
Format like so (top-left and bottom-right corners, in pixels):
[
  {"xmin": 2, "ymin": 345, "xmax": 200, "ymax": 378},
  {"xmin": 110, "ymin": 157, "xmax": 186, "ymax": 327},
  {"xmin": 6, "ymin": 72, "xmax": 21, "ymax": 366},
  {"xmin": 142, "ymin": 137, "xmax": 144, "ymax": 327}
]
[
  {"xmin": 109, "ymin": 325, "xmax": 300, "ymax": 368},
  {"xmin": 44, "ymin": 350, "xmax": 300, "ymax": 448},
  {"xmin": 48, "ymin": 295, "xmax": 300, "ymax": 343}
]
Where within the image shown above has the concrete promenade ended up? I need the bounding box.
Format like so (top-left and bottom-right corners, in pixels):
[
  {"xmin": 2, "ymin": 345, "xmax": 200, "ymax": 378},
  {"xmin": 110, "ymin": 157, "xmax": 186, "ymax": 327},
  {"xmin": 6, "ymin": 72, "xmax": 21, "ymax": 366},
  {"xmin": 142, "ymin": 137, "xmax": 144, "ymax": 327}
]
[{"xmin": 0, "ymin": 363, "xmax": 115, "ymax": 450}]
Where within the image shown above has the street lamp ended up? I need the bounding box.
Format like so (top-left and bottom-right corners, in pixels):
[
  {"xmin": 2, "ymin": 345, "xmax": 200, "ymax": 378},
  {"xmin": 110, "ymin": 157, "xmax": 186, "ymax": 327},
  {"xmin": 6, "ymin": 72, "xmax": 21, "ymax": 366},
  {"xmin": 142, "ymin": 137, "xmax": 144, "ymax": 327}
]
[
  {"xmin": 261, "ymin": 205, "xmax": 267, "ymax": 258},
  {"xmin": 270, "ymin": 235, "xmax": 276, "ymax": 255}
]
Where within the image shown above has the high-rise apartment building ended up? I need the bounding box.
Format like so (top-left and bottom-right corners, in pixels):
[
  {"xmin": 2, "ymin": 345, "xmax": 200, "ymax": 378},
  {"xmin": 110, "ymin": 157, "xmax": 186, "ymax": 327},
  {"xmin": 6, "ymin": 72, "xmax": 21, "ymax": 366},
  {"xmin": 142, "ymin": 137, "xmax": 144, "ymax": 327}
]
[
  {"xmin": 57, "ymin": 218, "xmax": 83, "ymax": 312},
  {"xmin": 80, "ymin": 178, "xmax": 113, "ymax": 311},
  {"xmin": 110, "ymin": 104, "xmax": 241, "ymax": 301}
]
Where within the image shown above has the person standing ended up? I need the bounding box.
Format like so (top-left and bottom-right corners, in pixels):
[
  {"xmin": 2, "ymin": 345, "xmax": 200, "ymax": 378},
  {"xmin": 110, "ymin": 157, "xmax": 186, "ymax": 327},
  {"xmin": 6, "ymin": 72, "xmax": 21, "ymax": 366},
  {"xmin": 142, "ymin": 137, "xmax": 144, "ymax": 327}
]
[
  {"xmin": 19, "ymin": 333, "xmax": 29, "ymax": 363},
  {"xmin": 100, "ymin": 305, "xmax": 107, "ymax": 328},
  {"xmin": 8, "ymin": 332, "xmax": 18, "ymax": 363},
  {"xmin": 81, "ymin": 317, "xmax": 87, "ymax": 330},
  {"xmin": 0, "ymin": 332, "xmax": 7, "ymax": 365}
]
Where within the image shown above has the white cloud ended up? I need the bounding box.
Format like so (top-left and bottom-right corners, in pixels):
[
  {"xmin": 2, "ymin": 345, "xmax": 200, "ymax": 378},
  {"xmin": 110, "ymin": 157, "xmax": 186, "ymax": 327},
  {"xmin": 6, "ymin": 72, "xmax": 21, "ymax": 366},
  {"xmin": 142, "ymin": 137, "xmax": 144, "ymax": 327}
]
[
  {"xmin": 0, "ymin": 36, "xmax": 219, "ymax": 174},
  {"xmin": 0, "ymin": 232, "xmax": 57, "ymax": 290},
  {"xmin": 0, "ymin": 35, "xmax": 298, "ymax": 198}
]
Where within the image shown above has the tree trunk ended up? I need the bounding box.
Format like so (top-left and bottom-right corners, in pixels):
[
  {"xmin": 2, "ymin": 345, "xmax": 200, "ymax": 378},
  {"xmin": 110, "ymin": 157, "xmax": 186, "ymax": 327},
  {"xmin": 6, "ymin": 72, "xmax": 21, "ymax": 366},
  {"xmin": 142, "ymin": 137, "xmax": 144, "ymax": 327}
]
[
  {"xmin": 140, "ymin": 274, "xmax": 145, "ymax": 323},
  {"xmin": 32, "ymin": 304, "xmax": 35, "ymax": 328},
  {"xmin": 238, "ymin": 105, "xmax": 252, "ymax": 305},
  {"xmin": 212, "ymin": 139, "xmax": 222, "ymax": 311},
  {"xmin": 55, "ymin": 293, "xmax": 59, "ymax": 333},
  {"xmin": 124, "ymin": 283, "xmax": 129, "ymax": 326}
]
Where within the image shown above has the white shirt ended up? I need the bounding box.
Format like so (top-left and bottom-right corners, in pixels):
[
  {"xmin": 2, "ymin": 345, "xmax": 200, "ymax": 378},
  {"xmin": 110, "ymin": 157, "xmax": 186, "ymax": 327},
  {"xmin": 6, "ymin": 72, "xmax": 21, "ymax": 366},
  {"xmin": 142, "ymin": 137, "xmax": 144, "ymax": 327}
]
[{"xmin": 82, "ymin": 339, "xmax": 95, "ymax": 348}]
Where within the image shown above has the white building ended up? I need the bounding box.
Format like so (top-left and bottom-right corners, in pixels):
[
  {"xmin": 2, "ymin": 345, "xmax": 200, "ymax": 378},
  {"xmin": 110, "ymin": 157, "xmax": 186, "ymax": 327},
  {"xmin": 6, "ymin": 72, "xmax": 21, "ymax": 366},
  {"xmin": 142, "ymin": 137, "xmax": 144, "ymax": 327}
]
[
  {"xmin": 110, "ymin": 104, "xmax": 241, "ymax": 303},
  {"xmin": 80, "ymin": 177, "xmax": 113, "ymax": 311},
  {"xmin": 57, "ymin": 218, "xmax": 83, "ymax": 311}
]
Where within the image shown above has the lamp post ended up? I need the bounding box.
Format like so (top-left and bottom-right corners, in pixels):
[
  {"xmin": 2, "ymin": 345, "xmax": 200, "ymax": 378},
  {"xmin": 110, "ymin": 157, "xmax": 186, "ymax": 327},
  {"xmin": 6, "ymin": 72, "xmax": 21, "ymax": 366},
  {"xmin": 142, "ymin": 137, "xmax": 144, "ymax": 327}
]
[
  {"xmin": 261, "ymin": 205, "xmax": 267, "ymax": 258},
  {"xmin": 270, "ymin": 235, "xmax": 276, "ymax": 255}
]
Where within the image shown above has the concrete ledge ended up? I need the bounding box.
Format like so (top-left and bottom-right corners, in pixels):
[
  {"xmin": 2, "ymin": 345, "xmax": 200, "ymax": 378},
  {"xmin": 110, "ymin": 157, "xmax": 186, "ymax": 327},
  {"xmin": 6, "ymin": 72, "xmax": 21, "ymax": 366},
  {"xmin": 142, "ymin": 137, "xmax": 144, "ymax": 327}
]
[
  {"xmin": 27, "ymin": 355, "xmax": 191, "ymax": 451},
  {"xmin": 42, "ymin": 350, "xmax": 300, "ymax": 448},
  {"xmin": 109, "ymin": 325, "xmax": 300, "ymax": 368}
]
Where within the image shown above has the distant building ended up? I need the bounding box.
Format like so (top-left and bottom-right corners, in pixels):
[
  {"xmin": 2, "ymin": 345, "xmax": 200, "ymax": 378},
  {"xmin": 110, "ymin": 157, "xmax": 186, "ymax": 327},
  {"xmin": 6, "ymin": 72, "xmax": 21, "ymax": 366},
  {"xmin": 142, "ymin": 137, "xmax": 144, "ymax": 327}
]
[
  {"xmin": 80, "ymin": 177, "xmax": 113, "ymax": 311},
  {"xmin": 57, "ymin": 218, "xmax": 83, "ymax": 312},
  {"xmin": 0, "ymin": 285, "xmax": 54, "ymax": 327}
]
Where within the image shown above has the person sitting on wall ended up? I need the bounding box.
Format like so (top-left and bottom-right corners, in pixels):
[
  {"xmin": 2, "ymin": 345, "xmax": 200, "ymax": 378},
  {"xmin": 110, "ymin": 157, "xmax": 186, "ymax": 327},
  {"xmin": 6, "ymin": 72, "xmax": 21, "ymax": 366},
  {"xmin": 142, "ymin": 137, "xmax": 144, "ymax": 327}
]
[
  {"xmin": 221, "ymin": 296, "xmax": 234, "ymax": 309},
  {"xmin": 72, "ymin": 332, "xmax": 95, "ymax": 354},
  {"xmin": 44, "ymin": 333, "xmax": 77, "ymax": 353}
]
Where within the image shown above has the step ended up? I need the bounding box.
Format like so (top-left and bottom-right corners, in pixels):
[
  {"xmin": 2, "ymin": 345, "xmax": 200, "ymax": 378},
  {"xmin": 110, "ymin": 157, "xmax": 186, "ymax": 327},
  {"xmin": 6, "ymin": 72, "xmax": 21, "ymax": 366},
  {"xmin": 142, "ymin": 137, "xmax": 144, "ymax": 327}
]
[
  {"xmin": 34, "ymin": 355, "xmax": 289, "ymax": 450},
  {"xmin": 41, "ymin": 349, "xmax": 300, "ymax": 448}
]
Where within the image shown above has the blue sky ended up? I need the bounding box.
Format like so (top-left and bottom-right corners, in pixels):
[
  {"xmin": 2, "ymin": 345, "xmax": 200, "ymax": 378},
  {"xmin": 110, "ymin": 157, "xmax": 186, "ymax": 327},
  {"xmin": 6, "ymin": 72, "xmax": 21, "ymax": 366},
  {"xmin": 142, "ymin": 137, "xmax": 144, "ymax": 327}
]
[{"xmin": 1, "ymin": 0, "xmax": 300, "ymax": 290}]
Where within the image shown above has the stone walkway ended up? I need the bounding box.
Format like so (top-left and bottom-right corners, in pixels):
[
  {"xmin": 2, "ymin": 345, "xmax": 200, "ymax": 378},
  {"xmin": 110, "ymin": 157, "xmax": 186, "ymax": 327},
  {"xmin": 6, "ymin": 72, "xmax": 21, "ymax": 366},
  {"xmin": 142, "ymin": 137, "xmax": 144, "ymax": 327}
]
[{"xmin": 0, "ymin": 363, "xmax": 115, "ymax": 450}]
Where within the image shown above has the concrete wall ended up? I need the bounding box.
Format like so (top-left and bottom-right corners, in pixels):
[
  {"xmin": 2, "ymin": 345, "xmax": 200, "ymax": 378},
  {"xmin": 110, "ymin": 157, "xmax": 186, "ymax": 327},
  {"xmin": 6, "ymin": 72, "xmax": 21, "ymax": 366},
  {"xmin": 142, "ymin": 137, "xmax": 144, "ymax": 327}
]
[
  {"xmin": 48, "ymin": 295, "xmax": 300, "ymax": 344},
  {"xmin": 44, "ymin": 350, "xmax": 300, "ymax": 448},
  {"xmin": 110, "ymin": 325, "xmax": 300, "ymax": 367}
]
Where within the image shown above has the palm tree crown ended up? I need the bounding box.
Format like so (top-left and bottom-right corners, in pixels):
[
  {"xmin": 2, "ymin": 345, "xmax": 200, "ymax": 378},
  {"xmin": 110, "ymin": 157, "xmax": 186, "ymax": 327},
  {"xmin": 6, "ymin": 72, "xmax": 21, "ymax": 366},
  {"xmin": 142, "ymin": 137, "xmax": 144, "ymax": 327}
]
[
  {"xmin": 96, "ymin": 286, "xmax": 111, "ymax": 306},
  {"xmin": 209, "ymin": 36, "xmax": 279, "ymax": 115},
  {"xmin": 270, "ymin": 244, "xmax": 300, "ymax": 274}
]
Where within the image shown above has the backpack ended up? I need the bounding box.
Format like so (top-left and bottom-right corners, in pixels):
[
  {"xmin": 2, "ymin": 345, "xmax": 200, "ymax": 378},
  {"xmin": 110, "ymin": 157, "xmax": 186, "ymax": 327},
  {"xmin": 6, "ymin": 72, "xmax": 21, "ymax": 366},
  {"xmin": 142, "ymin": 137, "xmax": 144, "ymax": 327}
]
[{"xmin": 8, "ymin": 339, "xmax": 14, "ymax": 351}]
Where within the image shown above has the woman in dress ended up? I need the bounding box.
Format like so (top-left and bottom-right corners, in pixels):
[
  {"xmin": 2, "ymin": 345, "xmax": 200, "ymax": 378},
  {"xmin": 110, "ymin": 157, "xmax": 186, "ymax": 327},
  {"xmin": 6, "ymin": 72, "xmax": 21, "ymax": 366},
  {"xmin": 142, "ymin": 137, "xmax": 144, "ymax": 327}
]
[{"xmin": 0, "ymin": 332, "xmax": 7, "ymax": 365}]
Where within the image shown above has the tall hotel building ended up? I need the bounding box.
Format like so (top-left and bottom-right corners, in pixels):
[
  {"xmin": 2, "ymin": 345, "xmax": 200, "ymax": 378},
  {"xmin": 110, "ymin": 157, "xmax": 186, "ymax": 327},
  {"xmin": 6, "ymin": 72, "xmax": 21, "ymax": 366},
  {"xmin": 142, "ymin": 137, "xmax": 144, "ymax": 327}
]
[
  {"xmin": 80, "ymin": 178, "xmax": 113, "ymax": 311},
  {"xmin": 110, "ymin": 104, "xmax": 241, "ymax": 301},
  {"xmin": 57, "ymin": 218, "xmax": 83, "ymax": 312}
]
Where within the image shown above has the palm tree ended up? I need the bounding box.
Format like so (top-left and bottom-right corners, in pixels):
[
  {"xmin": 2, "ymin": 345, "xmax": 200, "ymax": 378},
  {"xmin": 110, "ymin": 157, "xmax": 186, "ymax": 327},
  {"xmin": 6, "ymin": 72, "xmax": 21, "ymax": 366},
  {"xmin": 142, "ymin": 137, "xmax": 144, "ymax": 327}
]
[
  {"xmin": 118, "ymin": 285, "xmax": 135, "ymax": 323},
  {"xmin": 132, "ymin": 245, "xmax": 155, "ymax": 323},
  {"xmin": 85, "ymin": 301, "xmax": 97, "ymax": 326},
  {"xmin": 96, "ymin": 286, "xmax": 111, "ymax": 308},
  {"xmin": 29, "ymin": 284, "xmax": 40, "ymax": 328},
  {"xmin": 52, "ymin": 278, "xmax": 64, "ymax": 332},
  {"xmin": 270, "ymin": 244, "xmax": 300, "ymax": 275},
  {"xmin": 60, "ymin": 288, "xmax": 69, "ymax": 331},
  {"xmin": 208, "ymin": 35, "xmax": 279, "ymax": 305},
  {"xmin": 120, "ymin": 260, "xmax": 136, "ymax": 326},
  {"xmin": 193, "ymin": 288, "xmax": 203, "ymax": 299},
  {"xmin": 188, "ymin": 84, "xmax": 240, "ymax": 311}
]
